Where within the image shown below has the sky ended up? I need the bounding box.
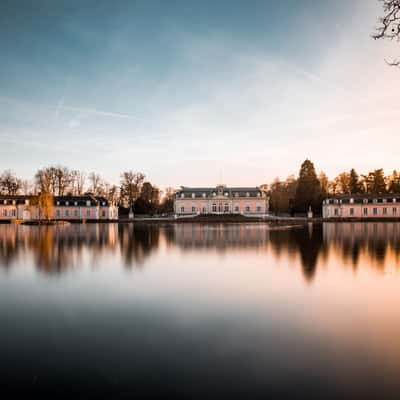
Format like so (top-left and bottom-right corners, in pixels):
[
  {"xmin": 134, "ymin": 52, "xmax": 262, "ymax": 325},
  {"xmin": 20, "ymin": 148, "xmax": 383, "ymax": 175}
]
[{"xmin": 1, "ymin": 0, "xmax": 399, "ymax": 188}]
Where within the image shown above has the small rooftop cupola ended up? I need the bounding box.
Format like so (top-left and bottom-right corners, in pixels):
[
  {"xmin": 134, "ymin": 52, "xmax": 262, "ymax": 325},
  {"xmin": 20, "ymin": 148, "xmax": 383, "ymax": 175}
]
[{"xmin": 216, "ymin": 184, "xmax": 225, "ymax": 196}]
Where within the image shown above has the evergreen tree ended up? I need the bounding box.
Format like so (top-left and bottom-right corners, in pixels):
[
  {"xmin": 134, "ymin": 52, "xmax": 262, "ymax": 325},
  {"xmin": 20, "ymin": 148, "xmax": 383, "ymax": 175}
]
[
  {"xmin": 362, "ymin": 169, "xmax": 387, "ymax": 194},
  {"xmin": 349, "ymin": 168, "xmax": 363, "ymax": 194},
  {"xmin": 294, "ymin": 159, "xmax": 321, "ymax": 214},
  {"xmin": 388, "ymin": 170, "xmax": 400, "ymax": 194}
]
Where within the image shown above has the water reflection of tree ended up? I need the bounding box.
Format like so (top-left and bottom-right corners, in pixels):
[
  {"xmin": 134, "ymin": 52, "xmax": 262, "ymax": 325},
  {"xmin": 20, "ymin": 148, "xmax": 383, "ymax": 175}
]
[
  {"xmin": 118, "ymin": 223, "xmax": 160, "ymax": 268},
  {"xmin": 269, "ymin": 224, "xmax": 326, "ymax": 282},
  {"xmin": 0, "ymin": 224, "xmax": 120, "ymax": 275},
  {"xmin": 1, "ymin": 222, "xmax": 400, "ymax": 278},
  {"xmin": 322, "ymin": 223, "xmax": 400, "ymax": 270}
]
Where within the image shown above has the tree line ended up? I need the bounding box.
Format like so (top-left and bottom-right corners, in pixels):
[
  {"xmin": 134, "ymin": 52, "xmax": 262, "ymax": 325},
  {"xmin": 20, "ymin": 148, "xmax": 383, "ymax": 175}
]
[
  {"xmin": 267, "ymin": 160, "xmax": 400, "ymax": 216},
  {"xmin": 0, "ymin": 166, "xmax": 175, "ymax": 215}
]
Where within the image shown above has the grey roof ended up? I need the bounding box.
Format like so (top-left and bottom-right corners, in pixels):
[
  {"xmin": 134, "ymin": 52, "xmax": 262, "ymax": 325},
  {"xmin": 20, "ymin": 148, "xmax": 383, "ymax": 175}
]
[
  {"xmin": 0, "ymin": 195, "xmax": 112, "ymax": 207},
  {"xmin": 176, "ymin": 186, "xmax": 264, "ymax": 199}
]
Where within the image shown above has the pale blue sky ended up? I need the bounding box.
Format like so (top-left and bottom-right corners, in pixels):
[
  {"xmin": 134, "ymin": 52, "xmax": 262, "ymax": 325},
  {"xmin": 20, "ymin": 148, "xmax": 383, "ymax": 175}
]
[{"xmin": 1, "ymin": 0, "xmax": 399, "ymax": 188}]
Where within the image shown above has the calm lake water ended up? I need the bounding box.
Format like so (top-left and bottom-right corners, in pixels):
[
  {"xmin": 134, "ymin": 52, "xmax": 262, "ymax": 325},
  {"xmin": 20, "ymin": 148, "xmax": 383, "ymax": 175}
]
[{"xmin": 1, "ymin": 222, "xmax": 400, "ymax": 399}]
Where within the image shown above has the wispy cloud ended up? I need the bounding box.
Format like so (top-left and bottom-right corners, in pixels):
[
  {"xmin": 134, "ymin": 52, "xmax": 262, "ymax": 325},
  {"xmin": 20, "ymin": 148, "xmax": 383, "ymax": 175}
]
[{"xmin": 60, "ymin": 105, "xmax": 147, "ymax": 121}]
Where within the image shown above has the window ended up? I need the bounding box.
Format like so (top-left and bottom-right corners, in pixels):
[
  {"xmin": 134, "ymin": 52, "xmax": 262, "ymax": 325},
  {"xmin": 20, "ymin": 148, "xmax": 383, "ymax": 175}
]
[
  {"xmin": 2, "ymin": 209, "xmax": 7, "ymax": 217},
  {"xmin": 11, "ymin": 209, "xmax": 16, "ymax": 217},
  {"xmin": 257, "ymin": 206, "xmax": 262, "ymax": 212},
  {"xmin": 212, "ymin": 204, "xmax": 217, "ymax": 212},
  {"xmin": 383, "ymin": 199, "xmax": 387, "ymax": 204},
  {"xmin": 102, "ymin": 210, "xmax": 106, "ymax": 217},
  {"xmin": 363, "ymin": 208, "xmax": 368, "ymax": 216},
  {"xmin": 373, "ymin": 208, "xmax": 378, "ymax": 216},
  {"xmin": 334, "ymin": 208, "xmax": 339, "ymax": 216},
  {"xmin": 180, "ymin": 206, "xmax": 184, "ymax": 213},
  {"xmin": 192, "ymin": 206, "xmax": 196, "ymax": 213},
  {"xmin": 235, "ymin": 192, "xmax": 239, "ymax": 197},
  {"xmin": 74, "ymin": 210, "xmax": 79, "ymax": 217},
  {"xmin": 234, "ymin": 205, "xmax": 239, "ymax": 212},
  {"xmin": 202, "ymin": 207, "xmax": 207, "ymax": 213},
  {"xmin": 86, "ymin": 210, "xmax": 90, "ymax": 217},
  {"xmin": 394, "ymin": 208, "xmax": 397, "ymax": 215},
  {"xmin": 65, "ymin": 210, "xmax": 69, "ymax": 217},
  {"xmin": 224, "ymin": 203, "xmax": 229, "ymax": 212},
  {"xmin": 350, "ymin": 208, "xmax": 354, "ymax": 216},
  {"xmin": 56, "ymin": 210, "xmax": 60, "ymax": 217},
  {"xmin": 383, "ymin": 208, "xmax": 387, "ymax": 215},
  {"xmin": 245, "ymin": 205, "xmax": 250, "ymax": 212}
]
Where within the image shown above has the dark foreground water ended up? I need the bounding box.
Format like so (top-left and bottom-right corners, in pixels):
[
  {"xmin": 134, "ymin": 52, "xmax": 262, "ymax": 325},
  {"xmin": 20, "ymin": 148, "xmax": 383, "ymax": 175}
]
[{"xmin": 1, "ymin": 222, "xmax": 400, "ymax": 399}]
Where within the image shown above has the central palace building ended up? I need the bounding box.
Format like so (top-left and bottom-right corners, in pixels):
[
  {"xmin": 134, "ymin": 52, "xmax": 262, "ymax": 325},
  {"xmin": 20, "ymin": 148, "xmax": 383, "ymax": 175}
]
[{"xmin": 174, "ymin": 185, "xmax": 268, "ymax": 216}]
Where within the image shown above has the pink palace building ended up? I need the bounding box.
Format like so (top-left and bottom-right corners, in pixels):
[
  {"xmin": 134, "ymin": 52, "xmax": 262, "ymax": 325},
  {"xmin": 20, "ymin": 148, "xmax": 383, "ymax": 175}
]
[
  {"xmin": 0, "ymin": 195, "xmax": 118, "ymax": 221},
  {"xmin": 174, "ymin": 185, "xmax": 269, "ymax": 216}
]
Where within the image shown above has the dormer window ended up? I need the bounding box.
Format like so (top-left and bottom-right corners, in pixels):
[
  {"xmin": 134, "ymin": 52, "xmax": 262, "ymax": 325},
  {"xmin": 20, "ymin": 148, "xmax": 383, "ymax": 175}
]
[
  {"xmin": 102, "ymin": 201, "xmax": 106, "ymax": 206},
  {"xmin": 246, "ymin": 192, "xmax": 250, "ymax": 197},
  {"xmin": 363, "ymin": 199, "xmax": 368, "ymax": 204},
  {"xmin": 224, "ymin": 192, "xmax": 228, "ymax": 197},
  {"xmin": 373, "ymin": 199, "xmax": 378, "ymax": 204},
  {"xmin": 394, "ymin": 198, "xmax": 397, "ymax": 203},
  {"xmin": 383, "ymin": 198, "xmax": 387, "ymax": 204},
  {"xmin": 25, "ymin": 199, "xmax": 29, "ymax": 205},
  {"xmin": 4, "ymin": 200, "xmax": 7, "ymax": 205},
  {"xmin": 181, "ymin": 193, "xmax": 185, "ymax": 198},
  {"xmin": 202, "ymin": 193, "xmax": 206, "ymax": 198},
  {"xmin": 257, "ymin": 193, "xmax": 261, "ymax": 197},
  {"xmin": 212, "ymin": 192, "xmax": 216, "ymax": 197},
  {"xmin": 12, "ymin": 200, "xmax": 16, "ymax": 205},
  {"xmin": 74, "ymin": 201, "xmax": 78, "ymax": 206},
  {"xmin": 235, "ymin": 192, "xmax": 239, "ymax": 197},
  {"xmin": 65, "ymin": 201, "xmax": 69, "ymax": 206},
  {"xmin": 56, "ymin": 201, "xmax": 60, "ymax": 206},
  {"xmin": 350, "ymin": 198, "xmax": 354, "ymax": 204},
  {"xmin": 86, "ymin": 200, "xmax": 91, "ymax": 206},
  {"xmin": 192, "ymin": 193, "xmax": 195, "ymax": 198}
]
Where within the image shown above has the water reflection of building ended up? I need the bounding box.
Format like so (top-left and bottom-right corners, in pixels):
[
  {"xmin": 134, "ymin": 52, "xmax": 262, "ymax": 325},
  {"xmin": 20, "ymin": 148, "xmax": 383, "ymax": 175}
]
[
  {"xmin": 323, "ymin": 222, "xmax": 400, "ymax": 268},
  {"xmin": 1, "ymin": 223, "xmax": 400, "ymax": 280},
  {"xmin": 173, "ymin": 224, "xmax": 270, "ymax": 251}
]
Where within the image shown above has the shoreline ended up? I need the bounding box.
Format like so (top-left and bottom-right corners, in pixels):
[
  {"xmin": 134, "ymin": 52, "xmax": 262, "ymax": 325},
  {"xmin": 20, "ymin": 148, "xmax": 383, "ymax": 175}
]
[{"xmin": 2, "ymin": 216, "xmax": 400, "ymax": 225}]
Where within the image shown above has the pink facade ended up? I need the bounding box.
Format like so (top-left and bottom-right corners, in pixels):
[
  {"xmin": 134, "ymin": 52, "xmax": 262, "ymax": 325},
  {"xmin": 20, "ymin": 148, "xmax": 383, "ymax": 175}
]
[
  {"xmin": 322, "ymin": 195, "xmax": 400, "ymax": 219},
  {"xmin": 174, "ymin": 185, "xmax": 268, "ymax": 216},
  {"xmin": 0, "ymin": 195, "xmax": 118, "ymax": 221}
]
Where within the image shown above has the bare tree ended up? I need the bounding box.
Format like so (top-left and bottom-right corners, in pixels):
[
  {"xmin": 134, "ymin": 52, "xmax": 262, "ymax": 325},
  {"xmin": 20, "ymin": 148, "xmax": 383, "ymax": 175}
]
[
  {"xmin": 120, "ymin": 171, "xmax": 145, "ymax": 208},
  {"xmin": 70, "ymin": 170, "xmax": 86, "ymax": 195},
  {"xmin": 88, "ymin": 172, "xmax": 101, "ymax": 195},
  {"xmin": 373, "ymin": 0, "xmax": 400, "ymax": 66},
  {"xmin": 0, "ymin": 170, "xmax": 22, "ymax": 195}
]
